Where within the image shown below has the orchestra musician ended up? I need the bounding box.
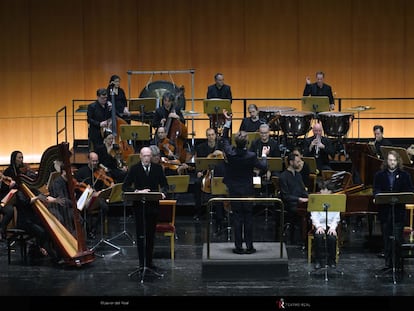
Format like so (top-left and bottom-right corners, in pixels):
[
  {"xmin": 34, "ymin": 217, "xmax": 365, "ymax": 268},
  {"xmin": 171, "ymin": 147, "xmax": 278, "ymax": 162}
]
[
  {"xmin": 303, "ymin": 122, "xmax": 335, "ymax": 172},
  {"xmin": 303, "ymin": 71, "xmax": 335, "ymax": 111},
  {"xmin": 153, "ymin": 92, "xmax": 186, "ymax": 130},
  {"xmin": 239, "ymin": 104, "xmax": 266, "ymax": 132},
  {"xmin": 87, "ymin": 88, "xmax": 113, "ymax": 151},
  {"xmin": 151, "ymin": 126, "xmax": 177, "ymax": 160},
  {"xmin": 206, "ymin": 72, "xmax": 232, "ymax": 132},
  {"xmin": 94, "ymin": 131, "xmax": 128, "ymax": 183},
  {"xmin": 249, "ymin": 123, "xmax": 282, "ymax": 182},
  {"xmin": 372, "ymin": 125, "xmax": 393, "ymax": 159},
  {"xmin": 149, "ymin": 145, "xmax": 189, "ymax": 176},
  {"xmin": 74, "ymin": 152, "xmax": 110, "ymax": 240},
  {"xmin": 193, "ymin": 127, "xmax": 225, "ymax": 222},
  {"xmin": 106, "ymin": 74, "xmax": 131, "ymax": 122},
  {"xmin": 0, "ymin": 150, "xmax": 37, "ymax": 241}
]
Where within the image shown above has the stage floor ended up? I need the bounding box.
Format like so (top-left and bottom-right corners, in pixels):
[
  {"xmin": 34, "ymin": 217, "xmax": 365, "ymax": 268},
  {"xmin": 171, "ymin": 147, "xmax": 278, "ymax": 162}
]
[{"xmin": 1, "ymin": 211, "xmax": 413, "ymax": 309}]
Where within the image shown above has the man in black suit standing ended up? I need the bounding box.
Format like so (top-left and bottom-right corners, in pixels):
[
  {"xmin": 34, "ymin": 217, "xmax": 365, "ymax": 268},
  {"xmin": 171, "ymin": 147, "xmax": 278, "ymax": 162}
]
[
  {"xmin": 87, "ymin": 88, "xmax": 113, "ymax": 151},
  {"xmin": 303, "ymin": 71, "xmax": 335, "ymax": 111},
  {"xmin": 122, "ymin": 147, "xmax": 169, "ymax": 270},
  {"xmin": 373, "ymin": 150, "xmax": 414, "ymax": 271},
  {"xmin": 221, "ymin": 110, "xmax": 269, "ymax": 255}
]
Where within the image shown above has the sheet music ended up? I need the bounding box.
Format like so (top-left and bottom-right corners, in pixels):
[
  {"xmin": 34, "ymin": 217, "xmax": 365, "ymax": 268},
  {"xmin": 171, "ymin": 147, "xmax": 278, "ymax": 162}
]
[{"xmin": 77, "ymin": 186, "xmax": 93, "ymax": 211}]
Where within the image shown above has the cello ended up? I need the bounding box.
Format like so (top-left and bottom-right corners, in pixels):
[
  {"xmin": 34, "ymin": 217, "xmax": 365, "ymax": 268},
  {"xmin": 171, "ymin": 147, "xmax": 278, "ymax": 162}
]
[
  {"xmin": 164, "ymin": 98, "xmax": 189, "ymax": 163},
  {"xmin": 108, "ymin": 87, "xmax": 134, "ymax": 162}
]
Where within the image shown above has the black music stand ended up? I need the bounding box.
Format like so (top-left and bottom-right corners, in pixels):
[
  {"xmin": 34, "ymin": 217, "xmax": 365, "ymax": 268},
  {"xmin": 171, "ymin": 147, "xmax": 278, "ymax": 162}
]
[
  {"xmin": 107, "ymin": 183, "xmax": 135, "ymax": 245},
  {"xmin": 195, "ymin": 157, "xmax": 224, "ymax": 172},
  {"xmin": 301, "ymin": 96, "xmax": 330, "ymax": 116},
  {"xmin": 307, "ymin": 193, "xmax": 346, "ymax": 281},
  {"xmin": 120, "ymin": 124, "xmax": 150, "ymax": 152},
  {"xmin": 255, "ymin": 157, "xmax": 284, "ymax": 222},
  {"xmin": 203, "ymin": 99, "xmax": 232, "ymax": 131},
  {"xmin": 374, "ymin": 192, "xmax": 414, "ymax": 284},
  {"xmin": 89, "ymin": 188, "xmax": 121, "ymax": 257},
  {"xmin": 125, "ymin": 191, "xmax": 164, "ymax": 283},
  {"xmin": 129, "ymin": 98, "xmax": 157, "ymax": 124}
]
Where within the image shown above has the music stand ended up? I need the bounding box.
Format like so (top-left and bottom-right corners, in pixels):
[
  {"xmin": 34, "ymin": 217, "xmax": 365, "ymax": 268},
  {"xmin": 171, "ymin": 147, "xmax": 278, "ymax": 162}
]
[
  {"xmin": 125, "ymin": 191, "xmax": 164, "ymax": 283},
  {"xmin": 195, "ymin": 157, "xmax": 224, "ymax": 172},
  {"xmin": 231, "ymin": 132, "xmax": 260, "ymax": 149},
  {"xmin": 211, "ymin": 177, "xmax": 232, "ymax": 241},
  {"xmin": 203, "ymin": 99, "xmax": 231, "ymax": 130},
  {"xmin": 127, "ymin": 154, "xmax": 141, "ymax": 168},
  {"xmin": 380, "ymin": 146, "xmax": 412, "ymax": 166},
  {"xmin": 302, "ymin": 157, "xmax": 318, "ymax": 174},
  {"xmin": 374, "ymin": 192, "xmax": 414, "ymax": 284},
  {"xmin": 307, "ymin": 193, "xmax": 346, "ymax": 281},
  {"xmin": 166, "ymin": 175, "xmax": 190, "ymax": 200},
  {"xmin": 89, "ymin": 188, "xmax": 121, "ymax": 257},
  {"xmin": 301, "ymin": 96, "xmax": 330, "ymax": 115},
  {"xmin": 120, "ymin": 124, "xmax": 150, "ymax": 152},
  {"xmin": 107, "ymin": 183, "xmax": 135, "ymax": 245},
  {"xmin": 255, "ymin": 157, "xmax": 284, "ymax": 222},
  {"xmin": 129, "ymin": 98, "xmax": 157, "ymax": 124}
]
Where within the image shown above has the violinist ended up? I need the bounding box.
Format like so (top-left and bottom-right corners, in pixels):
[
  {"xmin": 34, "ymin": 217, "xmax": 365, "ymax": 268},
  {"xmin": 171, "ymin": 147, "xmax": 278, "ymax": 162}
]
[
  {"xmin": 95, "ymin": 131, "xmax": 128, "ymax": 183},
  {"xmin": 152, "ymin": 126, "xmax": 177, "ymax": 160},
  {"xmin": 0, "ymin": 150, "xmax": 36, "ymax": 240},
  {"xmin": 74, "ymin": 152, "xmax": 110, "ymax": 239},
  {"xmin": 150, "ymin": 145, "xmax": 189, "ymax": 176},
  {"xmin": 153, "ymin": 92, "xmax": 186, "ymax": 129}
]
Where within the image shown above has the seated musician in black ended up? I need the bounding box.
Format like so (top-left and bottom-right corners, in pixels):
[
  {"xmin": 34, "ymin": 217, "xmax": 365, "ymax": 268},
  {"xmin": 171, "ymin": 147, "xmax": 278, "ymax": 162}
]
[
  {"xmin": 14, "ymin": 187, "xmax": 63, "ymax": 264},
  {"xmin": 239, "ymin": 104, "xmax": 266, "ymax": 132},
  {"xmin": 0, "ymin": 150, "xmax": 37, "ymax": 241},
  {"xmin": 279, "ymin": 152, "xmax": 309, "ymax": 245},
  {"xmin": 151, "ymin": 126, "xmax": 177, "ymax": 160},
  {"xmin": 249, "ymin": 123, "xmax": 281, "ymax": 185},
  {"xmin": 74, "ymin": 152, "xmax": 110, "ymax": 240},
  {"xmin": 153, "ymin": 92, "xmax": 186, "ymax": 130},
  {"xmin": 372, "ymin": 124, "xmax": 392, "ymax": 159},
  {"xmin": 94, "ymin": 132, "xmax": 128, "ymax": 183},
  {"xmin": 303, "ymin": 122, "xmax": 335, "ymax": 173},
  {"xmin": 193, "ymin": 127, "xmax": 224, "ymax": 222}
]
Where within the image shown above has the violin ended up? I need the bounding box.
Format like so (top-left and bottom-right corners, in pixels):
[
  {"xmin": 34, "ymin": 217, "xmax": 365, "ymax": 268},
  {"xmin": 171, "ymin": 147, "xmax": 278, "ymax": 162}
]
[
  {"xmin": 93, "ymin": 167, "xmax": 114, "ymax": 188},
  {"xmin": 160, "ymin": 157, "xmax": 195, "ymax": 175},
  {"xmin": 159, "ymin": 138, "xmax": 176, "ymax": 158},
  {"xmin": 73, "ymin": 178, "xmax": 88, "ymax": 192},
  {"xmin": 201, "ymin": 151, "xmax": 224, "ymax": 193}
]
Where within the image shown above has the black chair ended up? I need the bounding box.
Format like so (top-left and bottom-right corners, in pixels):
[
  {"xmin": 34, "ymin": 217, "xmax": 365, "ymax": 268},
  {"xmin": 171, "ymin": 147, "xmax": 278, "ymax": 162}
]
[{"xmin": 6, "ymin": 228, "xmax": 33, "ymax": 264}]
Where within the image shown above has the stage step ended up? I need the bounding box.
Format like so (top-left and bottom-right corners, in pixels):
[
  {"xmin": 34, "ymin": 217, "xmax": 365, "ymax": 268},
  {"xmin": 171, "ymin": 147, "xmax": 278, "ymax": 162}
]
[{"xmin": 202, "ymin": 242, "xmax": 288, "ymax": 280}]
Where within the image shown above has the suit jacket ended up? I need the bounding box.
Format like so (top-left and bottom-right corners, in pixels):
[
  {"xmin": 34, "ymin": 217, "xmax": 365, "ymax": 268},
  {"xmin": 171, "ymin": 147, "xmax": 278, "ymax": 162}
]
[
  {"xmin": 206, "ymin": 84, "xmax": 232, "ymax": 101},
  {"xmin": 122, "ymin": 162, "xmax": 169, "ymax": 203},
  {"xmin": 303, "ymin": 83, "xmax": 334, "ymax": 106},
  {"xmin": 303, "ymin": 135, "xmax": 335, "ymax": 171},
  {"xmin": 373, "ymin": 168, "xmax": 414, "ymax": 222},
  {"xmin": 220, "ymin": 127, "xmax": 267, "ymax": 196},
  {"xmin": 87, "ymin": 100, "xmax": 112, "ymax": 149}
]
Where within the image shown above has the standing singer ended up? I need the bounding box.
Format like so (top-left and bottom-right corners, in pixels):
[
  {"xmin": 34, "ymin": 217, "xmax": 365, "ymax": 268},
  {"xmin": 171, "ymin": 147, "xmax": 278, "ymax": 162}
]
[{"xmin": 122, "ymin": 147, "xmax": 168, "ymax": 271}]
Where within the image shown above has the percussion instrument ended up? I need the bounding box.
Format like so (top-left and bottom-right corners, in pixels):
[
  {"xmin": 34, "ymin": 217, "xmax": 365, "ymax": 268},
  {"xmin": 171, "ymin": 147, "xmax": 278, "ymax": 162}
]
[
  {"xmin": 259, "ymin": 106, "xmax": 295, "ymax": 131},
  {"xmin": 318, "ymin": 111, "xmax": 354, "ymax": 137},
  {"xmin": 279, "ymin": 111, "xmax": 313, "ymax": 137}
]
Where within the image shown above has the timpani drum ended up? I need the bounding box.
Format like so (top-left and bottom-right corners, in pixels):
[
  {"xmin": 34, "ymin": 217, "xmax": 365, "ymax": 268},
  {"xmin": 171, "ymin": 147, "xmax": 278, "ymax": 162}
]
[
  {"xmin": 318, "ymin": 111, "xmax": 354, "ymax": 137},
  {"xmin": 258, "ymin": 106, "xmax": 295, "ymax": 131},
  {"xmin": 279, "ymin": 111, "xmax": 314, "ymax": 137}
]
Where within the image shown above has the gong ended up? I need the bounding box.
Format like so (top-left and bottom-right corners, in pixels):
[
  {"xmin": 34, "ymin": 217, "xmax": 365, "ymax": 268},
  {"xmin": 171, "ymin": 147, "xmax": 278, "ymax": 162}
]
[{"xmin": 139, "ymin": 80, "xmax": 186, "ymax": 111}]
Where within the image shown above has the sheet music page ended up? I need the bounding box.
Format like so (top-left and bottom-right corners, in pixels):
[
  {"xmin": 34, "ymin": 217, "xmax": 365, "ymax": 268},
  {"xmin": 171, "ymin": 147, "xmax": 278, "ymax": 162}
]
[{"xmin": 77, "ymin": 186, "xmax": 93, "ymax": 211}]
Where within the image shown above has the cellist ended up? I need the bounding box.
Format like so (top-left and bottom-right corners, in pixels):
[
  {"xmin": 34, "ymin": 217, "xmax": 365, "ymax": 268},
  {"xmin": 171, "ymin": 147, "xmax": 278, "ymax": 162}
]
[{"xmin": 153, "ymin": 92, "xmax": 186, "ymax": 129}]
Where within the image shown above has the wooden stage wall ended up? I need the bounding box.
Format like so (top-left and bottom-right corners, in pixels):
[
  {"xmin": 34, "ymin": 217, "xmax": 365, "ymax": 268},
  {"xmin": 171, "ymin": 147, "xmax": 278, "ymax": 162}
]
[{"xmin": 1, "ymin": 0, "xmax": 414, "ymax": 163}]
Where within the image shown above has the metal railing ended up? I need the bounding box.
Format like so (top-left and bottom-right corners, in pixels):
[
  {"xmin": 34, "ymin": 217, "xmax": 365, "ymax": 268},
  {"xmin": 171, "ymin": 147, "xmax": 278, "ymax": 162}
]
[{"xmin": 205, "ymin": 197, "xmax": 285, "ymax": 260}]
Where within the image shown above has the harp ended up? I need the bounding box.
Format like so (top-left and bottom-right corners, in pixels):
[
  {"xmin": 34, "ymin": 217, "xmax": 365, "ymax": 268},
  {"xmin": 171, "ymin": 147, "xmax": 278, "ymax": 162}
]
[{"xmin": 16, "ymin": 143, "xmax": 95, "ymax": 267}]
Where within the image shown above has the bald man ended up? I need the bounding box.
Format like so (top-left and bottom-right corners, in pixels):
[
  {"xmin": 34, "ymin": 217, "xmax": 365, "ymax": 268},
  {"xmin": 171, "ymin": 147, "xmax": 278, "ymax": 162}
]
[
  {"xmin": 122, "ymin": 147, "xmax": 168, "ymax": 271},
  {"xmin": 303, "ymin": 122, "xmax": 335, "ymax": 172}
]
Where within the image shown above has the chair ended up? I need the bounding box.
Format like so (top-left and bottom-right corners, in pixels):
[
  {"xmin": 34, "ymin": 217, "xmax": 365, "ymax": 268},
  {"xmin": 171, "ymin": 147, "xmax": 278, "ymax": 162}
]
[
  {"xmin": 156, "ymin": 199, "xmax": 177, "ymax": 260},
  {"xmin": 307, "ymin": 224, "xmax": 341, "ymax": 264},
  {"xmin": 400, "ymin": 204, "xmax": 414, "ymax": 275}
]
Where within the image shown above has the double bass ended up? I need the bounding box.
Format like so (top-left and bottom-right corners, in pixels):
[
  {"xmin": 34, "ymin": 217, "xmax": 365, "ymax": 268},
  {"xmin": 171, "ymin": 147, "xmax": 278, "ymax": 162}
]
[{"xmin": 164, "ymin": 99, "xmax": 189, "ymax": 163}]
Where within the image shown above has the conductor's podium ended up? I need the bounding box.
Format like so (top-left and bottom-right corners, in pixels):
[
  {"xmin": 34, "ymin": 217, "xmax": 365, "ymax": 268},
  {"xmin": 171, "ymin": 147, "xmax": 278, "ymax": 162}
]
[{"xmin": 202, "ymin": 242, "xmax": 288, "ymax": 280}]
